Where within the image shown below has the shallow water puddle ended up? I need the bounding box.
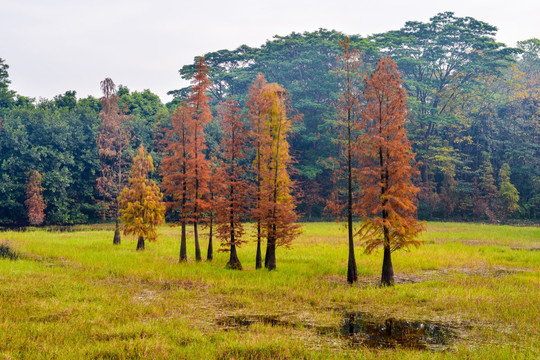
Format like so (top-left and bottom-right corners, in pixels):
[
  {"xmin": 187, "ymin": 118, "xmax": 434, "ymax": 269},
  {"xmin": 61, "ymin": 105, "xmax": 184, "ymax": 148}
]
[
  {"xmin": 217, "ymin": 311, "xmax": 459, "ymax": 351},
  {"xmin": 341, "ymin": 312, "xmax": 456, "ymax": 350}
]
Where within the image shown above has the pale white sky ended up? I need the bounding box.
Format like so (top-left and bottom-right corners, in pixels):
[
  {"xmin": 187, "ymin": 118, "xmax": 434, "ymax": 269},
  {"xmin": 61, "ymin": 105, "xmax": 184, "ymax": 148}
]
[{"xmin": 1, "ymin": 0, "xmax": 538, "ymax": 102}]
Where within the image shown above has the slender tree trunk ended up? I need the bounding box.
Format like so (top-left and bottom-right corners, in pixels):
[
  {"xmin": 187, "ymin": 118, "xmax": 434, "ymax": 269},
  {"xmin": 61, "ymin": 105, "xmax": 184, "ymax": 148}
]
[
  {"xmin": 264, "ymin": 235, "xmax": 270, "ymax": 268},
  {"xmin": 113, "ymin": 216, "xmax": 121, "ymax": 245},
  {"xmin": 136, "ymin": 235, "xmax": 145, "ymax": 251},
  {"xmin": 347, "ymin": 106, "xmax": 357, "ymax": 284},
  {"xmin": 207, "ymin": 213, "xmax": 213, "ymax": 261},
  {"xmin": 194, "ymin": 221, "xmax": 201, "ymax": 261},
  {"xmin": 179, "ymin": 129, "xmax": 188, "ymax": 262},
  {"xmin": 179, "ymin": 221, "xmax": 187, "ymax": 262},
  {"xmin": 255, "ymin": 221, "xmax": 262, "ymax": 269}
]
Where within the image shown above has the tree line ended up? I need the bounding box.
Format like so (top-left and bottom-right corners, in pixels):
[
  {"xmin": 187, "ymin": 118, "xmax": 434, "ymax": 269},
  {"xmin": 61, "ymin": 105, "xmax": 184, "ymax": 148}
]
[{"xmin": 1, "ymin": 12, "xmax": 539, "ymax": 231}]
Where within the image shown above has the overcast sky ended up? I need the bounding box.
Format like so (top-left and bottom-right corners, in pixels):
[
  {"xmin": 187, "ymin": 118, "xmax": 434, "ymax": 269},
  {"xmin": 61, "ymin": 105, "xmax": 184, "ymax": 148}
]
[{"xmin": 1, "ymin": 0, "xmax": 538, "ymax": 102}]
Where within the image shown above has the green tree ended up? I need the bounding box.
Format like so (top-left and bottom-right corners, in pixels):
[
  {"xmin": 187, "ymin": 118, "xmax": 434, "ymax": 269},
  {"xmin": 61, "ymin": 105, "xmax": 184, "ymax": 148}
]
[
  {"xmin": 498, "ymin": 164, "xmax": 520, "ymax": 219},
  {"xmin": 0, "ymin": 58, "xmax": 15, "ymax": 111}
]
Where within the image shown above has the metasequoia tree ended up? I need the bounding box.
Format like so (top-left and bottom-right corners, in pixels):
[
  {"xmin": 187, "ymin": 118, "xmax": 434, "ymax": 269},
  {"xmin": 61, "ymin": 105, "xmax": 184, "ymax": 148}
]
[
  {"xmin": 258, "ymin": 82, "xmax": 301, "ymax": 271},
  {"xmin": 215, "ymin": 100, "xmax": 250, "ymax": 269},
  {"xmin": 206, "ymin": 153, "xmax": 218, "ymax": 261},
  {"xmin": 118, "ymin": 145, "xmax": 165, "ymax": 250},
  {"xmin": 246, "ymin": 73, "xmax": 270, "ymax": 269},
  {"xmin": 185, "ymin": 57, "xmax": 212, "ymax": 261},
  {"xmin": 25, "ymin": 170, "xmax": 46, "ymax": 226},
  {"xmin": 355, "ymin": 57, "xmax": 424, "ymax": 286},
  {"xmin": 161, "ymin": 58, "xmax": 212, "ymax": 261},
  {"xmin": 326, "ymin": 37, "xmax": 362, "ymax": 284},
  {"xmin": 161, "ymin": 105, "xmax": 193, "ymax": 261},
  {"xmin": 96, "ymin": 78, "xmax": 130, "ymax": 245}
]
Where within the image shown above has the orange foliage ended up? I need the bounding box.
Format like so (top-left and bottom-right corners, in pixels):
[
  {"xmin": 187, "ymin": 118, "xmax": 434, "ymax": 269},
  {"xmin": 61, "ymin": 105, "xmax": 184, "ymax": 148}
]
[
  {"xmin": 214, "ymin": 100, "xmax": 250, "ymax": 268},
  {"xmin": 355, "ymin": 57, "xmax": 425, "ymax": 254},
  {"xmin": 119, "ymin": 145, "xmax": 165, "ymax": 244},
  {"xmin": 248, "ymin": 79, "xmax": 301, "ymax": 269}
]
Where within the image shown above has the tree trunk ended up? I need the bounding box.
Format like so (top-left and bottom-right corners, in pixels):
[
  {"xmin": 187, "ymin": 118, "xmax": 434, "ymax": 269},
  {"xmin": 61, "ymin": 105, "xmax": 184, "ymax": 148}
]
[
  {"xmin": 113, "ymin": 217, "xmax": 121, "ymax": 245},
  {"xmin": 207, "ymin": 216, "xmax": 213, "ymax": 261},
  {"xmin": 347, "ymin": 214, "xmax": 357, "ymax": 284},
  {"xmin": 264, "ymin": 240, "xmax": 269, "ymax": 269},
  {"xmin": 266, "ymin": 225, "xmax": 277, "ymax": 271},
  {"xmin": 381, "ymin": 242, "xmax": 394, "ymax": 286},
  {"xmin": 255, "ymin": 222, "xmax": 262, "ymax": 269},
  {"xmin": 347, "ymin": 105, "xmax": 357, "ymax": 284},
  {"xmin": 136, "ymin": 235, "xmax": 145, "ymax": 251},
  {"xmin": 194, "ymin": 222, "xmax": 201, "ymax": 261},
  {"xmin": 227, "ymin": 244, "xmax": 242, "ymax": 270},
  {"xmin": 179, "ymin": 221, "xmax": 187, "ymax": 262}
]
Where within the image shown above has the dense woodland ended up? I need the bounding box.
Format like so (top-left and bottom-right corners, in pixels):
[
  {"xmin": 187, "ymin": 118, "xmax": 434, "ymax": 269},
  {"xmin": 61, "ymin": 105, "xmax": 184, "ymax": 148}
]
[{"xmin": 0, "ymin": 12, "xmax": 539, "ymax": 226}]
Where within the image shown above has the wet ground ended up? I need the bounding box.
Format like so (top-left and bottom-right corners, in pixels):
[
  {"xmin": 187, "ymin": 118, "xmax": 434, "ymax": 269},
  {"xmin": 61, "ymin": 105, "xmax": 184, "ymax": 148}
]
[
  {"xmin": 341, "ymin": 311, "xmax": 456, "ymax": 350},
  {"xmin": 217, "ymin": 311, "xmax": 460, "ymax": 351}
]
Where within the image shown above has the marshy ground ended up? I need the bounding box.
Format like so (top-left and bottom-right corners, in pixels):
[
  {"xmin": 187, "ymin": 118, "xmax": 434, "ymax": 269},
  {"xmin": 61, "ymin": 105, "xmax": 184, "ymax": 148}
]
[{"xmin": 0, "ymin": 222, "xmax": 538, "ymax": 359}]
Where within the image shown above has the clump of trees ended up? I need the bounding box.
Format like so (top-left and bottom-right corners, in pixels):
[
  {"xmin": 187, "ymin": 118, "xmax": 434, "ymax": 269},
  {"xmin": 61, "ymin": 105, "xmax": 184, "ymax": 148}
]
[{"xmin": 0, "ymin": 13, "xmax": 538, "ymax": 282}]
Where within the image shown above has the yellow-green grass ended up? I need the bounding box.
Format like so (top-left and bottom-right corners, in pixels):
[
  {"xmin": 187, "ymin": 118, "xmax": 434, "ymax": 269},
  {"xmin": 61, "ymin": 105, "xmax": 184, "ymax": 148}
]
[{"xmin": 0, "ymin": 222, "xmax": 538, "ymax": 359}]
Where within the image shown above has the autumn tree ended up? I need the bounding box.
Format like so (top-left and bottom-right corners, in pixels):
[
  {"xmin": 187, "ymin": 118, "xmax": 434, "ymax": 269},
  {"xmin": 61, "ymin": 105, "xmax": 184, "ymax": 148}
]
[
  {"xmin": 161, "ymin": 105, "xmax": 192, "ymax": 261},
  {"xmin": 119, "ymin": 145, "xmax": 165, "ymax": 250},
  {"xmin": 246, "ymin": 73, "xmax": 269, "ymax": 269},
  {"xmin": 25, "ymin": 170, "xmax": 46, "ymax": 226},
  {"xmin": 96, "ymin": 78, "xmax": 130, "ymax": 245},
  {"xmin": 160, "ymin": 58, "xmax": 211, "ymax": 261},
  {"xmin": 326, "ymin": 37, "xmax": 362, "ymax": 283},
  {"xmin": 206, "ymin": 153, "xmax": 218, "ymax": 261},
  {"xmin": 215, "ymin": 100, "xmax": 250, "ymax": 269},
  {"xmin": 257, "ymin": 82, "xmax": 301, "ymax": 271},
  {"xmin": 185, "ymin": 57, "xmax": 212, "ymax": 261},
  {"xmin": 356, "ymin": 57, "xmax": 424, "ymax": 286}
]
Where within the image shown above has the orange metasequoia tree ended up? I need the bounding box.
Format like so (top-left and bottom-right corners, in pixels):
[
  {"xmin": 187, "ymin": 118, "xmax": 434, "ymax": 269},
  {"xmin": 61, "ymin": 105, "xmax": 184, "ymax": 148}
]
[
  {"xmin": 206, "ymin": 152, "xmax": 218, "ymax": 261},
  {"xmin": 257, "ymin": 82, "xmax": 301, "ymax": 271},
  {"xmin": 215, "ymin": 100, "xmax": 250, "ymax": 269},
  {"xmin": 326, "ymin": 37, "xmax": 363, "ymax": 284},
  {"xmin": 96, "ymin": 78, "xmax": 130, "ymax": 245},
  {"xmin": 355, "ymin": 57, "xmax": 425, "ymax": 286},
  {"xmin": 25, "ymin": 170, "xmax": 46, "ymax": 226},
  {"xmin": 119, "ymin": 145, "xmax": 165, "ymax": 251},
  {"xmin": 246, "ymin": 73, "xmax": 270, "ymax": 269},
  {"xmin": 185, "ymin": 57, "xmax": 212, "ymax": 261},
  {"xmin": 161, "ymin": 104, "xmax": 192, "ymax": 261},
  {"xmin": 161, "ymin": 58, "xmax": 212, "ymax": 262}
]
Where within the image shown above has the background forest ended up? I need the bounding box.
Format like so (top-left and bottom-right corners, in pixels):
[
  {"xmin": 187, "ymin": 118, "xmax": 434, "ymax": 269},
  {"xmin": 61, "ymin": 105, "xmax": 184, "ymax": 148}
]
[{"xmin": 0, "ymin": 12, "xmax": 539, "ymax": 226}]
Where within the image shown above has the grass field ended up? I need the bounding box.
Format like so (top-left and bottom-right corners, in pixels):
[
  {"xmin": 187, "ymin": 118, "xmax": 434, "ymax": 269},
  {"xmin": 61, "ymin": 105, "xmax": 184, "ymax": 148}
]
[{"xmin": 0, "ymin": 222, "xmax": 539, "ymax": 359}]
